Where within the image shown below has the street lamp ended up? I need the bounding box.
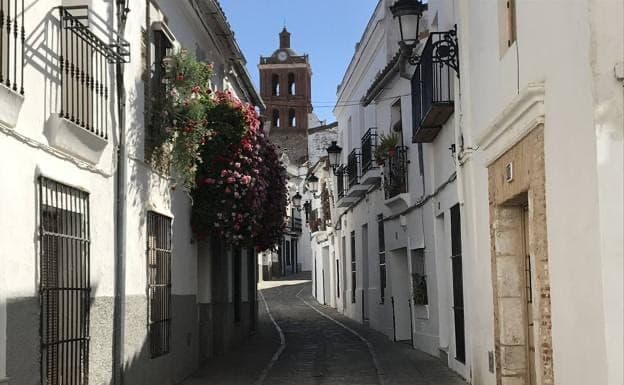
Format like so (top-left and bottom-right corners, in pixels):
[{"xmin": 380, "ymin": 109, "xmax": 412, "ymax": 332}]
[
  {"xmin": 292, "ymin": 192, "xmax": 302, "ymax": 210},
  {"xmin": 390, "ymin": 0, "xmax": 426, "ymax": 65},
  {"xmin": 326, "ymin": 141, "xmax": 343, "ymax": 174},
  {"xmin": 307, "ymin": 174, "xmax": 319, "ymax": 194}
]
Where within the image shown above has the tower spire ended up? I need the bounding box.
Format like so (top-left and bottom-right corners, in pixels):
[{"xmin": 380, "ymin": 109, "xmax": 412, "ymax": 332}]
[{"xmin": 279, "ymin": 27, "xmax": 291, "ymax": 49}]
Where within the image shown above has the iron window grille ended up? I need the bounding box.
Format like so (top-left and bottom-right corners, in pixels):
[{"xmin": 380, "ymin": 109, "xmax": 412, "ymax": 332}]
[
  {"xmin": 145, "ymin": 24, "xmax": 174, "ymax": 158},
  {"xmin": 384, "ymin": 146, "xmax": 409, "ymax": 199},
  {"xmin": 147, "ymin": 211, "xmax": 172, "ymax": 358},
  {"xmin": 38, "ymin": 176, "xmax": 90, "ymax": 385},
  {"xmin": 412, "ymin": 249, "xmax": 428, "ymax": 305},
  {"xmin": 411, "ymin": 29, "xmax": 457, "ymax": 143},
  {"xmin": 350, "ymin": 231, "xmax": 356, "ymax": 304},
  {"xmin": 57, "ymin": 6, "xmax": 130, "ymax": 140},
  {"xmin": 347, "ymin": 149, "xmax": 361, "ymax": 188},
  {"xmin": 288, "ymin": 208, "xmax": 302, "ymax": 233},
  {"xmin": 0, "ymin": 0, "xmax": 25, "ymax": 94},
  {"xmin": 377, "ymin": 214, "xmax": 386, "ymax": 304},
  {"xmin": 361, "ymin": 127, "xmax": 377, "ymax": 173}
]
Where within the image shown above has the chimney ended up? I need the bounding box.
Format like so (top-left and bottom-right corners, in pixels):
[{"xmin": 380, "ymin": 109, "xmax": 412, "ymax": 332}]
[{"xmin": 279, "ymin": 27, "xmax": 291, "ymax": 49}]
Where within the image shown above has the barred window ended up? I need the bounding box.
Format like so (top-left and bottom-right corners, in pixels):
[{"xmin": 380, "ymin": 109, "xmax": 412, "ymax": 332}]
[
  {"xmin": 39, "ymin": 177, "xmax": 90, "ymax": 385},
  {"xmin": 377, "ymin": 214, "xmax": 386, "ymax": 303},
  {"xmin": 411, "ymin": 249, "xmax": 428, "ymax": 305},
  {"xmin": 147, "ymin": 211, "xmax": 172, "ymax": 358},
  {"xmin": 145, "ymin": 25, "xmax": 174, "ymax": 158}
]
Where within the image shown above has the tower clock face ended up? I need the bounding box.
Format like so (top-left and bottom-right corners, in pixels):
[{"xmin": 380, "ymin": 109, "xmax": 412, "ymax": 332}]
[{"xmin": 277, "ymin": 51, "xmax": 288, "ymax": 61}]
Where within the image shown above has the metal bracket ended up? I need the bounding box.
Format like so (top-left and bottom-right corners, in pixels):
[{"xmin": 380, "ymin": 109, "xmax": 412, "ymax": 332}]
[{"xmin": 431, "ymin": 28, "xmax": 459, "ymax": 76}]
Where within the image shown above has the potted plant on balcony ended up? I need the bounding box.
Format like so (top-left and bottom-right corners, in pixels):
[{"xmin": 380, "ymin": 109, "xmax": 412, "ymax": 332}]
[{"xmin": 374, "ymin": 132, "xmax": 400, "ymax": 165}]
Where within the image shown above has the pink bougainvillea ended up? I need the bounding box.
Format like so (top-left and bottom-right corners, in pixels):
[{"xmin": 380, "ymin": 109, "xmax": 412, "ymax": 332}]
[
  {"xmin": 154, "ymin": 51, "xmax": 287, "ymax": 252},
  {"xmin": 190, "ymin": 91, "xmax": 287, "ymax": 251}
]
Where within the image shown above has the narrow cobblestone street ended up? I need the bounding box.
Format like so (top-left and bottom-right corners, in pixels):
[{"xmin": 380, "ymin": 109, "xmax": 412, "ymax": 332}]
[{"xmin": 181, "ymin": 274, "xmax": 468, "ymax": 385}]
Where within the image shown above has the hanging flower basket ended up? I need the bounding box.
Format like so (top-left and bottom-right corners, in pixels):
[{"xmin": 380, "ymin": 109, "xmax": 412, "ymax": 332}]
[{"xmin": 150, "ymin": 50, "xmax": 287, "ymax": 251}]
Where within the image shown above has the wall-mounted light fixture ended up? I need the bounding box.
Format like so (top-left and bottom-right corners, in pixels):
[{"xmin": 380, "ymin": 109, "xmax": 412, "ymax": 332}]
[
  {"xmin": 390, "ymin": 0, "xmax": 460, "ymax": 77},
  {"xmin": 292, "ymin": 191, "xmax": 302, "ymax": 211},
  {"xmin": 326, "ymin": 141, "xmax": 343, "ymax": 175},
  {"xmin": 307, "ymin": 174, "xmax": 319, "ymax": 194},
  {"xmin": 390, "ymin": 0, "xmax": 426, "ymax": 65}
]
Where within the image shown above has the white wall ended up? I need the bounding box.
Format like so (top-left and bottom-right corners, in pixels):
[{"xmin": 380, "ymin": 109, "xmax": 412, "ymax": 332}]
[{"xmin": 456, "ymin": 0, "xmax": 623, "ymax": 383}]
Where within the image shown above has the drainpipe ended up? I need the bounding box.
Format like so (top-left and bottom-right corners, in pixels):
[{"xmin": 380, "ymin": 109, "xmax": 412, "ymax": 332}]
[{"xmin": 112, "ymin": 1, "xmax": 129, "ymax": 384}]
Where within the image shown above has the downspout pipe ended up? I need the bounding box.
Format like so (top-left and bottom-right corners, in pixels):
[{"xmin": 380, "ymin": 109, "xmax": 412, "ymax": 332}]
[{"xmin": 113, "ymin": 1, "xmax": 129, "ymax": 384}]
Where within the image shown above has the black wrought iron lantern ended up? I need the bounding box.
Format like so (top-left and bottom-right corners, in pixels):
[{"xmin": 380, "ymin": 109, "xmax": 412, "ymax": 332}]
[
  {"xmin": 307, "ymin": 174, "xmax": 319, "ymax": 194},
  {"xmin": 292, "ymin": 192, "xmax": 302, "ymax": 210},
  {"xmin": 390, "ymin": 0, "xmax": 426, "ymax": 65},
  {"xmin": 326, "ymin": 141, "xmax": 343, "ymax": 172}
]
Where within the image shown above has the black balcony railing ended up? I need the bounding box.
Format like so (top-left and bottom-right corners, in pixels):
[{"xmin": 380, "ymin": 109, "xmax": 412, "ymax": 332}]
[
  {"xmin": 347, "ymin": 149, "xmax": 360, "ymax": 188},
  {"xmin": 57, "ymin": 6, "xmax": 130, "ymax": 139},
  {"xmin": 361, "ymin": 127, "xmax": 377, "ymax": 173},
  {"xmin": 412, "ymin": 29, "xmax": 457, "ymax": 143},
  {"xmin": 291, "ymin": 216, "xmax": 302, "ymax": 233},
  {"xmin": 336, "ymin": 166, "xmax": 346, "ymax": 199},
  {"xmin": 384, "ymin": 146, "xmax": 408, "ymax": 199},
  {"xmin": 0, "ymin": 0, "xmax": 25, "ymax": 94}
]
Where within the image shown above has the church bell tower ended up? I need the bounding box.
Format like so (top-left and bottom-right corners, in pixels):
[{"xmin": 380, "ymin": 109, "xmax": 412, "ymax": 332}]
[{"xmin": 259, "ymin": 28, "xmax": 313, "ymax": 164}]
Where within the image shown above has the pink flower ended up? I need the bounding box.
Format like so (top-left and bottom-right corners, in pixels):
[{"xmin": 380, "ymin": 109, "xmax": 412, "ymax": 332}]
[
  {"xmin": 233, "ymin": 171, "xmax": 241, "ymax": 179},
  {"xmin": 226, "ymin": 177, "xmax": 236, "ymax": 184},
  {"xmin": 225, "ymin": 187, "xmax": 231, "ymax": 193},
  {"xmin": 221, "ymin": 170, "xmax": 228, "ymax": 177},
  {"xmin": 241, "ymin": 175, "xmax": 251, "ymax": 185},
  {"xmin": 204, "ymin": 178, "xmax": 215, "ymax": 185},
  {"xmin": 234, "ymin": 162, "xmax": 241, "ymax": 169}
]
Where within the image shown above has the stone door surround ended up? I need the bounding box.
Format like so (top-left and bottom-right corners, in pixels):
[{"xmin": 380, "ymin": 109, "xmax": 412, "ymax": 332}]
[{"xmin": 479, "ymin": 83, "xmax": 554, "ymax": 385}]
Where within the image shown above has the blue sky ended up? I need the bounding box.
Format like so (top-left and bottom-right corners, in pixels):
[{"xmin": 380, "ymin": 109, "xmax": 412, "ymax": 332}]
[{"xmin": 219, "ymin": 0, "xmax": 379, "ymax": 123}]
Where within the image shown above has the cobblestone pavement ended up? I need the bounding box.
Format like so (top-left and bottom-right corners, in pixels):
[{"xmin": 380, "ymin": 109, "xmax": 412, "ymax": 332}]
[{"xmin": 179, "ymin": 274, "xmax": 468, "ymax": 385}]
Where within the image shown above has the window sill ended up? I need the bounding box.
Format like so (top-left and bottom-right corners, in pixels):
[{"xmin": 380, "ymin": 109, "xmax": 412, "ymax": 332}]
[
  {"xmin": 45, "ymin": 115, "xmax": 108, "ymax": 165},
  {"xmin": 0, "ymin": 83, "xmax": 24, "ymax": 128},
  {"xmin": 360, "ymin": 166, "xmax": 382, "ymax": 186},
  {"xmin": 0, "ymin": 377, "xmax": 9, "ymax": 385},
  {"xmin": 384, "ymin": 193, "xmax": 410, "ymax": 213}
]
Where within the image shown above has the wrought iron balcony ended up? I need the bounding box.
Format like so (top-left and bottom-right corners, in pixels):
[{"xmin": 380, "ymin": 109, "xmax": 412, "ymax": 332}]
[
  {"xmin": 57, "ymin": 6, "xmax": 130, "ymax": 140},
  {"xmin": 384, "ymin": 146, "xmax": 408, "ymax": 199},
  {"xmin": 0, "ymin": 0, "xmax": 25, "ymax": 95},
  {"xmin": 347, "ymin": 149, "xmax": 361, "ymax": 189},
  {"xmin": 361, "ymin": 127, "xmax": 377, "ymax": 173},
  {"xmin": 291, "ymin": 216, "xmax": 302, "ymax": 233},
  {"xmin": 412, "ymin": 29, "xmax": 457, "ymax": 143}
]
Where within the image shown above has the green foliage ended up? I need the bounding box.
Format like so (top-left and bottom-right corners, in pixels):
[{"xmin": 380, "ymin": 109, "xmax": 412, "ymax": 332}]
[
  {"xmin": 374, "ymin": 132, "xmax": 400, "ymax": 163},
  {"xmin": 150, "ymin": 49, "xmax": 216, "ymax": 186}
]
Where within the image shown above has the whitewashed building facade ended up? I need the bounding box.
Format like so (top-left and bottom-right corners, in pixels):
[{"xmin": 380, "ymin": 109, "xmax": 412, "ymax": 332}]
[
  {"xmin": 313, "ymin": 1, "xmax": 623, "ymax": 385},
  {"xmin": 0, "ymin": 1, "xmax": 264, "ymax": 384}
]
